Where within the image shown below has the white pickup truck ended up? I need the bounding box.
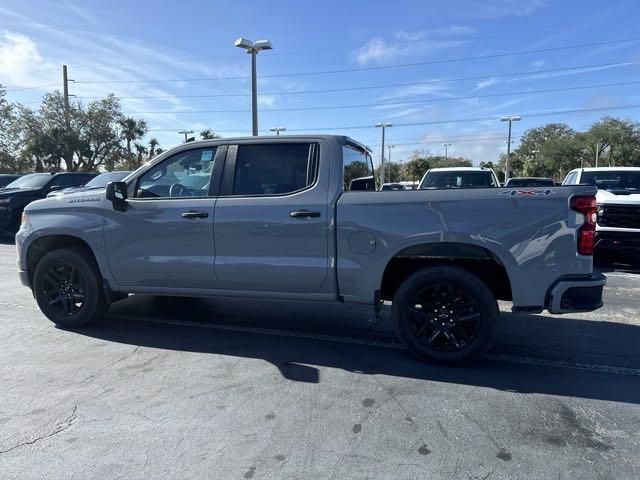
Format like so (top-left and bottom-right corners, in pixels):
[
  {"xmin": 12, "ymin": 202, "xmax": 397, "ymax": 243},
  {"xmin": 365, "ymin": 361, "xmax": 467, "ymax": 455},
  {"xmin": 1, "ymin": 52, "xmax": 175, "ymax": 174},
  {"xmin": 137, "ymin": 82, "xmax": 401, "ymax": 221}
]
[
  {"xmin": 563, "ymin": 167, "xmax": 640, "ymax": 262},
  {"xmin": 16, "ymin": 135, "xmax": 606, "ymax": 364}
]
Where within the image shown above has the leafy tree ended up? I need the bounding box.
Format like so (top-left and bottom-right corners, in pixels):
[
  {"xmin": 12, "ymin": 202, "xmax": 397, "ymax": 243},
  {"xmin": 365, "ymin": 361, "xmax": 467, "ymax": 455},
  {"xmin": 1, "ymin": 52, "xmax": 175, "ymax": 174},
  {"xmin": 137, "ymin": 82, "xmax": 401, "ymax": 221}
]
[
  {"xmin": 134, "ymin": 143, "xmax": 148, "ymax": 167},
  {"xmin": 200, "ymin": 129, "xmax": 219, "ymax": 140},
  {"xmin": 405, "ymin": 149, "xmax": 431, "ymax": 182},
  {"xmin": 148, "ymin": 138, "xmax": 159, "ymax": 158},
  {"xmin": 118, "ymin": 117, "xmax": 148, "ymax": 169},
  {"xmin": 578, "ymin": 117, "xmax": 640, "ymax": 168},
  {"xmin": 511, "ymin": 123, "xmax": 581, "ymax": 179}
]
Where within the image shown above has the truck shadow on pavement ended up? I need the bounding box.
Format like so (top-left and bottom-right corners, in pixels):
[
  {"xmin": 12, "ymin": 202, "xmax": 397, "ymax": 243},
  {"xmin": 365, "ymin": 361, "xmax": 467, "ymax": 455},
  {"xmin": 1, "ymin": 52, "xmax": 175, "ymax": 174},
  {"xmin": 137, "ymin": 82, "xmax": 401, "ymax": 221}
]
[{"xmin": 67, "ymin": 294, "xmax": 640, "ymax": 405}]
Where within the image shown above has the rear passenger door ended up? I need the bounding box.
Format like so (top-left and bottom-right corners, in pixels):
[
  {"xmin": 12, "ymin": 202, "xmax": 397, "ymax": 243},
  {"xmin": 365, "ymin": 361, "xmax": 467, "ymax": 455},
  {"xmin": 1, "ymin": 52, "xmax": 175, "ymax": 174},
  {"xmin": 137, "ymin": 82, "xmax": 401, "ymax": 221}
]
[{"xmin": 213, "ymin": 140, "xmax": 330, "ymax": 293}]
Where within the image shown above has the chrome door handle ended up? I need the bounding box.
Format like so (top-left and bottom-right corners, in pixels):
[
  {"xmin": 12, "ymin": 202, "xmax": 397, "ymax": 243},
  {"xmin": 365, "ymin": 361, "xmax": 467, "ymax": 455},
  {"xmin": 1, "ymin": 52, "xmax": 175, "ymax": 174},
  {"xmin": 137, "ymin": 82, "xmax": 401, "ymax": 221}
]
[
  {"xmin": 181, "ymin": 211, "xmax": 209, "ymax": 219},
  {"xmin": 290, "ymin": 209, "xmax": 320, "ymax": 218}
]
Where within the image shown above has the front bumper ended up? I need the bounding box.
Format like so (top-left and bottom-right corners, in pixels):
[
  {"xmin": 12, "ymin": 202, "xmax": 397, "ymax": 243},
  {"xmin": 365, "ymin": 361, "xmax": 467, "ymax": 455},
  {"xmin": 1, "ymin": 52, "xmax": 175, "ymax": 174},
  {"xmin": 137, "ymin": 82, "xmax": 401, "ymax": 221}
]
[
  {"xmin": 595, "ymin": 230, "xmax": 640, "ymax": 254},
  {"xmin": 547, "ymin": 272, "xmax": 606, "ymax": 314}
]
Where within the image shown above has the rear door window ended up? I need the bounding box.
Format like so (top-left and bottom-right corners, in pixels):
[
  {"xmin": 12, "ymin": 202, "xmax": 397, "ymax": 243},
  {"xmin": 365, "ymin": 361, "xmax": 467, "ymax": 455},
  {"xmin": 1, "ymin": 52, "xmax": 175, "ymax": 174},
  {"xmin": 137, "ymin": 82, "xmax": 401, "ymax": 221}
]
[{"xmin": 231, "ymin": 143, "xmax": 318, "ymax": 196}]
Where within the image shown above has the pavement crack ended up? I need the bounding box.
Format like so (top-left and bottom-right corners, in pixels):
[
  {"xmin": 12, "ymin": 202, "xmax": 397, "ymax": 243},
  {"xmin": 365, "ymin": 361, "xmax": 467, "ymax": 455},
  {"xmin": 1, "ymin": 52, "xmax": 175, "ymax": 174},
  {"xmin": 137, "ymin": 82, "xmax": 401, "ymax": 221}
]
[
  {"xmin": 0, "ymin": 405, "xmax": 78, "ymax": 454},
  {"xmin": 82, "ymin": 345, "xmax": 141, "ymax": 383}
]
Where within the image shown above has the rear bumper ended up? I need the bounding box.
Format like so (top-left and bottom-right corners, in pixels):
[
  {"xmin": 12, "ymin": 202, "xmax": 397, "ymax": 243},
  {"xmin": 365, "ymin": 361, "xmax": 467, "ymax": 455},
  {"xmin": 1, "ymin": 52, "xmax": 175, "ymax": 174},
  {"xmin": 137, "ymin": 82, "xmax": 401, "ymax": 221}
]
[
  {"xmin": 595, "ymin": 230, "xmax": 640, "ymax": 254},
  {"xmin": 547, "ymin": 272, "xmax": 606, "ymax": 314}
]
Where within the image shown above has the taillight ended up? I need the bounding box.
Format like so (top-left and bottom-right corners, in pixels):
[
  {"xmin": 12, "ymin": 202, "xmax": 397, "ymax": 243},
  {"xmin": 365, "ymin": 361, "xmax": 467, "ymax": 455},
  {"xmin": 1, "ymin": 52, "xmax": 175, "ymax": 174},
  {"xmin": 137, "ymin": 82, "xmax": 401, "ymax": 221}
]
[{"xmin": 570, "ymin": 195, "xmax": 597, "ymax": 255}]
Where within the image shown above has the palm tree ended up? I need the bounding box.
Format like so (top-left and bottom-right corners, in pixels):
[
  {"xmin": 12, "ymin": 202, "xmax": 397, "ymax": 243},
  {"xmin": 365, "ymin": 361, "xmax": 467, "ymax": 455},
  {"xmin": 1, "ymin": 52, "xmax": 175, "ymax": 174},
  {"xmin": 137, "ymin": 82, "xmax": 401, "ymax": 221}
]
[
  {"xmin": 148, "ymin": 138, "xmax": 159, "ymax": 158},
  {"xmin": 119, "ymin": 117, "xmax": 148, "ymax": 169},
  {"xmin": 134, "ymin": 143, "xmax": 148, "ymax": 168},
  {"xmin": 200, "ymin": 129, "xmax": 219, "ymax": 140}
]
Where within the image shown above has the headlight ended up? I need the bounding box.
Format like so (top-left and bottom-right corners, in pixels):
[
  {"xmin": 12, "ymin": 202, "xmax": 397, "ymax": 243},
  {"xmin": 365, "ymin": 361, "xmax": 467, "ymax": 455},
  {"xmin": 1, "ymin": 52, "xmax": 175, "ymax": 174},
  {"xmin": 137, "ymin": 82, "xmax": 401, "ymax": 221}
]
[{"xmin": 0, "ymin": 198, "xmax": 11, "ymax": 205}]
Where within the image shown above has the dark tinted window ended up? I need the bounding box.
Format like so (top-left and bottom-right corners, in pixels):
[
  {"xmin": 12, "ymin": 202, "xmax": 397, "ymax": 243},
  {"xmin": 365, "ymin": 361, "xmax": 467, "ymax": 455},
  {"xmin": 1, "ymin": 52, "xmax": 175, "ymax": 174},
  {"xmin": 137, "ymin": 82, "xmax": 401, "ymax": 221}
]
[
  {"xmin": 5, "ymin": 173, "xmax": 51, "ymax": 189},
  {"xmin": 421, "ymin": 170, "xmax": 498, "ymax": 189},
  {"xmin": 232, "ymin": 143, "xmax": 318, "ymax": 195},
  {"xmin": 343, "ymin": 145, "xmax": 374, "ymax": 191},
  {"xmin": 52, "ymin": 175, "xmax": 74, "ymax": 189},
  {"xmin": 136, "ymin": 147, "xmax": 217, "ymax": 198},
  {"xmin": 506, "ymin": 178, "xmax": 555, "ymax": 187},
  {"xmin": 580, "ymin": 171, "xmax": 640, "ymax": 191}
]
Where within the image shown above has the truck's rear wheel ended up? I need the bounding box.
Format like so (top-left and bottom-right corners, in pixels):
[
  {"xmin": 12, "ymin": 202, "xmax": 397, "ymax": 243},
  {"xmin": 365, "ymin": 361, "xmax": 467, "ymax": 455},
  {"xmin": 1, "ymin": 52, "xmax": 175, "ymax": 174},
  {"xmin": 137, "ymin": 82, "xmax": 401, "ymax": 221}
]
[
  {"xmin": 33, "ymin": 248, "xmax": 107, "ymax": 328},
  {"xmin": 391, "ymin": 266, "xmax": 499, "ymax": 364}
]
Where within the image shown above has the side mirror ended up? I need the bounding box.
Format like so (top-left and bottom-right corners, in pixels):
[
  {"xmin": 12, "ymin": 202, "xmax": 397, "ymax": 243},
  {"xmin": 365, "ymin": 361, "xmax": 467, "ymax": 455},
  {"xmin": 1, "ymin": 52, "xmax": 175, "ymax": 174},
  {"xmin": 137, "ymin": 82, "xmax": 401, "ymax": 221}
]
[
  {"xmin": 49, "ymin": 185, "xmax": 62, "ymax": 192},
  {"xmin": 106, "ymin": 181, "xmax": 128, "ymax": 212}
]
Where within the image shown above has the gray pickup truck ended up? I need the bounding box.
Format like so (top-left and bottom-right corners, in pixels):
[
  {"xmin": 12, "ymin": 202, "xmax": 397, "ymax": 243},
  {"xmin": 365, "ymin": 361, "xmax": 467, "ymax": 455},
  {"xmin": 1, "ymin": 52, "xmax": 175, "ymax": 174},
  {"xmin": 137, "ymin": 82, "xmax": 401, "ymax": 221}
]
[{"xmin": 16, "ymin": 135, "xmax": 606, "ymax": 363}]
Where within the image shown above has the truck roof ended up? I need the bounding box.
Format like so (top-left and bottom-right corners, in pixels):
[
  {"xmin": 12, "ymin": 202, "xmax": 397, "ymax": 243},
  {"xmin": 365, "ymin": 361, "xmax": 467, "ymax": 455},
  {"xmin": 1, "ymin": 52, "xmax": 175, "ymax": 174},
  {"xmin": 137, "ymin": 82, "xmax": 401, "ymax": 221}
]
[
  {"xmin": 428, "ymin": 167, "xmax": 488, "ymax": 172},
  {"xmin": 181, "ymin": 135, "xmax": 370, "ymax": 152},
  {"xmin": 579, "ymin": 167, "xmax": 640, "ymax": 172}
]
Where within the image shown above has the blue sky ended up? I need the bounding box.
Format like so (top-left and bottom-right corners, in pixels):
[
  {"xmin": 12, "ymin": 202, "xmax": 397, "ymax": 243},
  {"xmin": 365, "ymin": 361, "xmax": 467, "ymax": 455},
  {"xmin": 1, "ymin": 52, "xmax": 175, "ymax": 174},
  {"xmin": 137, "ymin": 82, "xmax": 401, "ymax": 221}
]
[{"xmin": 2, "ymin": 0, "xmax": 640, "ymax": 166}]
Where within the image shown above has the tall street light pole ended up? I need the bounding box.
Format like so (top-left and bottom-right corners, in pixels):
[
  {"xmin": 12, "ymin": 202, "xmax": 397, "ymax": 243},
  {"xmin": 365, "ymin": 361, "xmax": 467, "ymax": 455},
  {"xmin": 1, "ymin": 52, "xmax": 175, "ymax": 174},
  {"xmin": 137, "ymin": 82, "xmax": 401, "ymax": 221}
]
[
  {"xmin": 178, "ymin": 130, "xmax": 194, "ymax": 143},
  {"xmin": 442, "ymin": 143, "xmax": 452, "ymax": 164},
  {"xmin": 375, "ymin": 123, "xmax": 392, "ymax": 184},
  {"xmin": 234, "ymin": 38, "xmax": 273, "ymax": 136},
  {"xmin": 270, "ymin": 127, "xmax": 286, "ymax": 136},
  {"xmin": 501, "ymin": 115, "xmax": 521, "ymax": 181}
]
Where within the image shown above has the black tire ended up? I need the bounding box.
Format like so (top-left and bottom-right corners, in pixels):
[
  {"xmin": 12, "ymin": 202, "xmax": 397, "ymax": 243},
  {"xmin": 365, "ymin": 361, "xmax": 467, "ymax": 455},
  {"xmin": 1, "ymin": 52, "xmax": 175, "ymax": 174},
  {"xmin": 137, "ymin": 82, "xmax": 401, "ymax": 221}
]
[
  {"xmin": 392, "ymin": 266, "xmax": 499, "ymax": 364},
  {"xmin": 33, "ymin": 247, "xmax": 108, "ymax": 328}
]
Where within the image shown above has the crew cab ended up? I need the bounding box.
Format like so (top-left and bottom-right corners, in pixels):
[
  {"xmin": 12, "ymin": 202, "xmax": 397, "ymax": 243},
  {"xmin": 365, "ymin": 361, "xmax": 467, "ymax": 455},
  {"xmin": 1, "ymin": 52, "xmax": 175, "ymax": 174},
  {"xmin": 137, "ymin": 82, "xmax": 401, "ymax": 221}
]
[
  {"xmin": 563, "ymin": 167, "xmax": 640, "ymax": 261},
  {"xmin": 0, "ymin": 172, "xmax": 96, "ymax": 234},
  {"xmin": 16, "ymin": 136, "xmax": 605, "ymax": 363}
]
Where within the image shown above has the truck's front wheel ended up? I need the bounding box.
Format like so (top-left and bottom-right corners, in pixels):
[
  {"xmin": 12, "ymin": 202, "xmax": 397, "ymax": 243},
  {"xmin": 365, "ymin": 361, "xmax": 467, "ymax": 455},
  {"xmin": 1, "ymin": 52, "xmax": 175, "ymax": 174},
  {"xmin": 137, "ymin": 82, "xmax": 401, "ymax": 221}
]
[
  {"xmin": 392, "ymin": 266, "xmax": 499, "ymax": 364},
  {"xmin": 33, "ymin": 248, "xmax": 107, "ymax": 328}
]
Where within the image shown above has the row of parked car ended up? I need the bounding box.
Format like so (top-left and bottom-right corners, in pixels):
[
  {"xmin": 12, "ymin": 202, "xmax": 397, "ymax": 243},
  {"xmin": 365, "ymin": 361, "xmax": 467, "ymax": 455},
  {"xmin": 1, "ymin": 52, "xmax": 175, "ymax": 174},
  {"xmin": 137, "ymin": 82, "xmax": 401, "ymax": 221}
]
[{"xmin": 0, "ymin": 171, "xmax": 130, "ymax": 234}]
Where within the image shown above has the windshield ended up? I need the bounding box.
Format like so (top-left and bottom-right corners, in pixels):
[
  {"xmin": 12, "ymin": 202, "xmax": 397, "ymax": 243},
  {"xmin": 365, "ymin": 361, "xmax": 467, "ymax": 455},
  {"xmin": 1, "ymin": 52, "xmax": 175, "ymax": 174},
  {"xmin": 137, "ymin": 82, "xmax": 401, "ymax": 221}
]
[
  {"xmin": 420, "ymin": 170, "xmax": 498, "ymax": 189},
  {"xmin": 84, "ymin": 171, "xmax": 130, "ymax": 189},
  {"xmin": 4, "ymin": 173, "xmax": 52, "ymax": 189},
  {"xmin": 506, "ymin": 178, "xmax": 555, "ymax": 187},
  {"xmin": 581, "ymin": 170, "xmax": 640, "ymax": 191}
]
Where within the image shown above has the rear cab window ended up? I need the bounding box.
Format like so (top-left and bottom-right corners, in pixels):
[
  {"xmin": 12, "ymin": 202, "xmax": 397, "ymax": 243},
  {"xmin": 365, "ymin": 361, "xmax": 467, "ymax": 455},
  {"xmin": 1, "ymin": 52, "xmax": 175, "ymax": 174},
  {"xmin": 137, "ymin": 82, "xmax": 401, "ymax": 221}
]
[
  {"xmin": 421, "ymin": 170, "xmax": 499, "ymax": 189},
  {"xmin": 343, "ymin": 145, "xmax": 375, "ymax": 191}
]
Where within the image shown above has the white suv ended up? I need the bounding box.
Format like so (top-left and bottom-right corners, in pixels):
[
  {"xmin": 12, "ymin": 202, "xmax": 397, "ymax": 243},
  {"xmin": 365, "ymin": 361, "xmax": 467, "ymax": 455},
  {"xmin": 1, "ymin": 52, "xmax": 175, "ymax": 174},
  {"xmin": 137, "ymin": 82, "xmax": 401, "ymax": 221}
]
[{"xmin": 563, "ymin": 167, "xmax": 640, "ymax": 260}]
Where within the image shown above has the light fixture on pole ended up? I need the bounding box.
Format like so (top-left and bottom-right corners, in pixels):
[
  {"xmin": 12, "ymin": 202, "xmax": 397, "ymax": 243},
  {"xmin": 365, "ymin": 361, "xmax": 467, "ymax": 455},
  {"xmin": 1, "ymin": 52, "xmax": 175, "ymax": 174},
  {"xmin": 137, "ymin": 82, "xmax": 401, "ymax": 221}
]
[
  {"xmin": 234, "ymin": 37, "xmax": 273, "ymax": 136},
  {"xmin": 375, "ymin": 123, "xmax": 392, "ymax": 184},
  {"xmin": 270, "ymin": 127, "xmax": 286, "ymax": 136},
  {"xmin": 178, "ymin": 130, "xmax": 194, "ymax": 143},
  {"xmin": 501, "ymin": 115, "xmax": 521, "ymax": 181},
  {"xmin": 442, "ymin": 143, "xmax": 452, "ymax": 164}
]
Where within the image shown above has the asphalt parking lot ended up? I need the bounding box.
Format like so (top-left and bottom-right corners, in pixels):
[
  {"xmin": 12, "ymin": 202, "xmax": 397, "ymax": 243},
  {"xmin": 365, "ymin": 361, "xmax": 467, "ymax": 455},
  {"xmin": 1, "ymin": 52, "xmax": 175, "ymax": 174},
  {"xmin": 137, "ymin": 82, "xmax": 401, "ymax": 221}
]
[{"xmin": 0, "ymin": 238, "xmax": 639, "ymax": 480}]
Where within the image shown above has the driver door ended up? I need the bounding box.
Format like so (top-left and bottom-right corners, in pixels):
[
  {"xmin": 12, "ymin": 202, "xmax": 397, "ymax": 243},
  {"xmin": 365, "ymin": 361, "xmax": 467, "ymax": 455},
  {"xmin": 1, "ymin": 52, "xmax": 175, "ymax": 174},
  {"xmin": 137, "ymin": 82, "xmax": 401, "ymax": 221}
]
[{"xmin": 104, "ymin": 146, "xmax": 225, "ymax": 290}]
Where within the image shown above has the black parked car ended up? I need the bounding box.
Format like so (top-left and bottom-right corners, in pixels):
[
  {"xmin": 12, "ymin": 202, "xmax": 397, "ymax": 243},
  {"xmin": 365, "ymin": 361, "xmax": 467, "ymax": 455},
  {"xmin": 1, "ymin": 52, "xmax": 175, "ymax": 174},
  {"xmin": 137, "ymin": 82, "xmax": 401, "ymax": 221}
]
[
  {"xmin": 0, "ymin": 174, "xmax": 22, "ymax": 189},
  {"xmin": 0, "ymin": 172, "xmax": 96, "ymax": 234},
  {"xmin": 47, "ymin": 171, "xmax": 131, "ymax": 197}
]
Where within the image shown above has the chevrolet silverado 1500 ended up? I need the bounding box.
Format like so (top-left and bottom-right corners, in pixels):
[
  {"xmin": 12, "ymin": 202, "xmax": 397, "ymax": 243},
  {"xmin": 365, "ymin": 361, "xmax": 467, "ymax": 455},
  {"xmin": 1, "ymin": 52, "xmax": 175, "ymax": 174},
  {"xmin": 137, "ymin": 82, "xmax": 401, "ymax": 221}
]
[{"xmin": 16, "ymin": 135, "xmax": 606, "ymax": 363}]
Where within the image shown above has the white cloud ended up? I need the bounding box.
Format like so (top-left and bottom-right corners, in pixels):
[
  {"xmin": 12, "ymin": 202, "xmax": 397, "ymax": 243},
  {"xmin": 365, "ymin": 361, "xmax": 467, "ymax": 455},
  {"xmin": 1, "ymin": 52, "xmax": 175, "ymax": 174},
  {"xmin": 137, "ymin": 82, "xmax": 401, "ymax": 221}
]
[
  {"xmin": 257, "ymin": 95, "xmax": 278, "ymax": 108},
  {"xmin": 475, "ymin": 78, "xmax": 498, "ymax": 91},
  {"xmin": 530, "ymin": 60, "xmax": 545, "ymax": 69},
  {"xmin": 473, "ymin": 0, "xmax": 547, "ymax": 18},
  {"xmin": 352, "ymin": 32, "xmax": 468, "ymax": 66}
]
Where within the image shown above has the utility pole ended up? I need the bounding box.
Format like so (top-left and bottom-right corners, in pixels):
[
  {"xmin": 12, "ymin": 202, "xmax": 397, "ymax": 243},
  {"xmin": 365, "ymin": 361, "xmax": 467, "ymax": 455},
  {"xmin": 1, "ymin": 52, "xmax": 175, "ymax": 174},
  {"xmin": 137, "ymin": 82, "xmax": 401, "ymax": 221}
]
[
  {"xmin": 442, "ymin": 143, "xmax": 452, "ymax": 165},
  {"xmin": 375, "ymin": 123, "xmax": 392, "ymax": 185},
  {"xmin": 501, "ymin": 115, "xmax": 521, "ymax": 181},
  {"xmin": 595, "ymin": 139, "xmax": 603, "ymax": 167},
  {"xmin": 178, "ymin": 130, "xmax": 194, "ymax": 143},
  {"xmin": 62, "ymin": 65, "xmax": 71, "ymax": 130},
  {"xmin": 387, "ymin": 144, "xmax": 395, "ymax": 182}
]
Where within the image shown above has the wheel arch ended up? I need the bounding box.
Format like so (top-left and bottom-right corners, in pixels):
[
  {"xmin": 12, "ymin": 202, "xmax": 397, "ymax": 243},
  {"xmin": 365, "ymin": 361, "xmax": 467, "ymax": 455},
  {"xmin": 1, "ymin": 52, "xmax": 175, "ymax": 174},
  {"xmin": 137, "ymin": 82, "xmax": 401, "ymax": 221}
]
[
  {"xmin": 379, "ymin": 241, "xmax": 513, "ymax": 302},
  {"xmin": 26, "ymin": 234, "xmax": 103, "ymax": 288}
]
